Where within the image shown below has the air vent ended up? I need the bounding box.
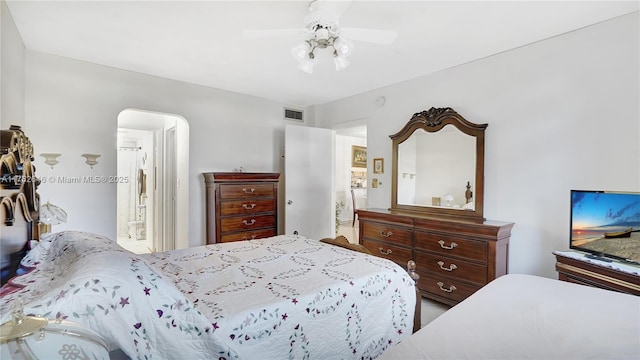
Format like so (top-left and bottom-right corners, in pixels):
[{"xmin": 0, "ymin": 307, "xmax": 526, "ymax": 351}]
[{"xmin": 284, "ymin": 108, "xmax": 304, "ymax": 121}]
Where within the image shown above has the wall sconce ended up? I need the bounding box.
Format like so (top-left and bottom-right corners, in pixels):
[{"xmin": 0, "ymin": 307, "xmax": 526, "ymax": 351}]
[
  {"xmin": 81, "ymin": 153, "xmax": 101, "ymax": 169},
  {"xmin": 40, "ymin": 153, "xmax": 61, "ymax": 168}
]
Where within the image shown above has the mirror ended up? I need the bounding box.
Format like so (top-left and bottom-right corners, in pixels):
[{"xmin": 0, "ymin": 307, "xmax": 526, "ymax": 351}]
[{"xmin": 390, "ymin": 107, "xmax": 487, "ymax": 221}]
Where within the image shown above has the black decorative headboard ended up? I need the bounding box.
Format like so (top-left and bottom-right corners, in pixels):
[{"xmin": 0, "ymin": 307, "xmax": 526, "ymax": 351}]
[{"xmin": 1, "ymin": 125, "xmax": 40, "ymax": 285}]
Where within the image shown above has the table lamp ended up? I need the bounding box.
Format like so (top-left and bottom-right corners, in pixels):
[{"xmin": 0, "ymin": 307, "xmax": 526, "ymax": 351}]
[{"xmin": 39, "ymin": 201, "xmax": 67, "ymax": 234}]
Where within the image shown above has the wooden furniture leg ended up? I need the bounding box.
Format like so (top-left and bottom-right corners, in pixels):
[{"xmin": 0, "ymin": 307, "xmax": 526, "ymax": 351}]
[{"xmin": 407, "ymin": 260, "xmax": 421, "ymax": 333}]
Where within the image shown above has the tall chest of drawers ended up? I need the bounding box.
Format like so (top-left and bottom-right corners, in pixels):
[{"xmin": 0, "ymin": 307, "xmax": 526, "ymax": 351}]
[
  {"xmin": 203, "ymin": 172, "xmax": 280, "ymax": 244},
  {"xmin": 358, "ymin": 209, "xmax": 514, "ymax": 306}
]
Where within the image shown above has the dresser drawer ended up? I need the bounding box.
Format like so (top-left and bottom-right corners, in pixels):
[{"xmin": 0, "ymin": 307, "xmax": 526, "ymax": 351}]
[
  {"xmin": 220, "ymin": 199, "xmax": 275, "ymax": 216},
  {"xmin": 414, "ymin": 231, "xmax": 487, "ymax": 262},
  {"xmin": 219, "ymin": 184, "xmax": 275, "ymax": 199},
  {"xmin": 220, "ymin": 228, "xmax": 276, "ymax": 243},
  {"xmin": 362, "ymin": 222, "xmax": 412, "ymax": 247},
  {"xmin": 220, "ymin": 215, "xmax": 275, "ymax": 232},
  {"xmin": 418, "ymin": 272, "xmax": 482, "ymax": 303},
  {"xmin": 362, "ymin": 239, "xmax": 412, "ymax": 266},
  {"xmin": 415, "ymin": 251, "xmax": 487, "ymax": 285}
]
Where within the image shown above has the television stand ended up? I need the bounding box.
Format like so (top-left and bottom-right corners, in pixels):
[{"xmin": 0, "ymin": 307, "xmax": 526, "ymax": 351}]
[{"xmin": 554, "ymin": 251, "xmax": 640, "ymax": 296}]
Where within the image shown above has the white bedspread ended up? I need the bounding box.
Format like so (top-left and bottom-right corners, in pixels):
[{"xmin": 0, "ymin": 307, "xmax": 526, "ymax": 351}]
[
  {"xmin": 141, "ymin": 235, "xmax": 416, "ymax": 359},
  {"xmin": 378, "ymin": 273, "xmax": 640, "ymax": 360},
  {"xmin": 1, "ymin": 232, "xmax": 416, "ymax": 360}
]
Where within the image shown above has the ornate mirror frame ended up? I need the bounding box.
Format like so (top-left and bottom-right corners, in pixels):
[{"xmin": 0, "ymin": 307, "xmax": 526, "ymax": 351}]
[{"xmin": 390, "ymin": 107, "xmax": 487, "ymax": 222}]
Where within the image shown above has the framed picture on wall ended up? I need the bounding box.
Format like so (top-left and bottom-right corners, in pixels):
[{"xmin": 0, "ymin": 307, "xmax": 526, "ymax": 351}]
[
  {"xmin": 373, "ymin": 158, "xmax": 384, "ymax": 174},
  {"xmin": 351, "ymin": 146, "xmax": 367, "ymax": 168}
]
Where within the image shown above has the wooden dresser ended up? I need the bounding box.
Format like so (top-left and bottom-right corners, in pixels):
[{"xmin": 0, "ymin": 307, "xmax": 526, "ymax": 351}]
[
  {"xmin": 358, "ymin": 208, "xmax": 514, "ymax": 306},
  {"xmin": 203, "ymin": 172, "xmax": 280, "ymax": 244},
  {"xmin": 555, "ymin": 252, "xmax": 640, "ymax": 296}
]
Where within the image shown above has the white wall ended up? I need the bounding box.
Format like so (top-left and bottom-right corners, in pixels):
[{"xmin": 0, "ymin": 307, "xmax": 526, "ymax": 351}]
[
  {"xmin": 1, "ymin": 0, "xmax": 25, "ymax": 129},
  {"xmin": 314, "ymin": 13, "xmax": 640, "ymax": 279},
  {"xmin": 23, "ymin": 51, "xmax": 299, "ymax": 246}
]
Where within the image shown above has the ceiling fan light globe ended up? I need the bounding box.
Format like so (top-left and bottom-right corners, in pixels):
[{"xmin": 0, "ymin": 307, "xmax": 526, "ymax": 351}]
[
  {"xmin": 333, "ymin": 37, "xmax": 353, "ymax": 57},
  {"xmin": 334, "ymin": 56, "xmax": 350, "ymax": 71},
  {"xmin": 291, "ymin": 42, "xmax": 311, "ymax": 62},
  {"xmin": 298, "ymin": 60, "xmax": 315, "ymax": 74}
]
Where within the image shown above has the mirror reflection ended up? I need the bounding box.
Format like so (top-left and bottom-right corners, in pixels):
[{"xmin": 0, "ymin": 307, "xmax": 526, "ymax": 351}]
[{"xmin": 397, "ymin": 125, "xmax": 476, "ymax": 210}]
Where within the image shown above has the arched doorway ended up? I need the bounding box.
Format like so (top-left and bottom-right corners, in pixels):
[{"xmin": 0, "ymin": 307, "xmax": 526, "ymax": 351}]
[{"xmin": 116, "ymin": 109, "xmax": 189, "ymax": 253}]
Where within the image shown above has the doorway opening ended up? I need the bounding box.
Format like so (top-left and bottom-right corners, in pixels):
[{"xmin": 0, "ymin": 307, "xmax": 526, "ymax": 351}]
[
  {"xmin": 333, "ymin": 123, "xmax": 367, "ymax": 244},
  {"xmin": 116, "ymin": 109, "xmax": 189, "ymax": 254}
]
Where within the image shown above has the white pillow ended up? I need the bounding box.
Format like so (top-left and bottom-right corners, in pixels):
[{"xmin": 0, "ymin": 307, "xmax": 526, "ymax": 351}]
[{"xmin": 18, "ymin": 239, "xmax": 52, "ymax": 270}]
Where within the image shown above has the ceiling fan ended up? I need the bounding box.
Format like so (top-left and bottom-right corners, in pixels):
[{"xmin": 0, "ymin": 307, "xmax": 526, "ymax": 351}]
[{"xmin": 243, "ymin": 0, "xmax": 398, "ymax": 73}]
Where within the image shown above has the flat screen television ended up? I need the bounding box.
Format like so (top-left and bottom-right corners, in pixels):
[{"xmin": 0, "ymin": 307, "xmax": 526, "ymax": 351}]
[{"xmin": 570, "ymin": 190, "xmax": 640, "ymax": 264}]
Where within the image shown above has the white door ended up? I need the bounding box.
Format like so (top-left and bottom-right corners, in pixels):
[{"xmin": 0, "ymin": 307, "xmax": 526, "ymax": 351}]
[
  {"xmin": 285, "ymin": 125, "xmax": 334, "ymax": 239},
  {"xmin": 163, "ymin": 126, "xmax": 177, "ymax": 251}
]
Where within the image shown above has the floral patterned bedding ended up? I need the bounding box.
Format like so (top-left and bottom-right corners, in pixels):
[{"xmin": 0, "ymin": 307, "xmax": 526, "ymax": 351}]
[{"xmin": 0, "ymin": 231, "xmax": 416, "ymax": 359}]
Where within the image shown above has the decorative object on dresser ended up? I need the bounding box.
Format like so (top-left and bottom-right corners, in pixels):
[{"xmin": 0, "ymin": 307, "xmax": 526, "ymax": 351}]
[
  {"xmin": 358, "ymin": 107, "xmax": 514, "ymax": 306},
  {"xmin": 203, "ymin": 172, "xmax": 280, "ymax": 244},
  {"xmin": 554, "ymin": 251, "xmax": 640, "ymax": 295}
]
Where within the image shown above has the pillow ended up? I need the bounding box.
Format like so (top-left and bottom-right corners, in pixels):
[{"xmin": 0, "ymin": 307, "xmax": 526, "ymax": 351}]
[{"xmin": 18, "ymin": 239, "xmax": 51, "ymax": 271}]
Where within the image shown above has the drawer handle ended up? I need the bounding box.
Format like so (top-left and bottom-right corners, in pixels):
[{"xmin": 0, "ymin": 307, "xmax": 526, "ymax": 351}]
[
  {"xmin": 438, "ymin": 240, "xmax": 458, "ymax": 250},
  {"xmin": 242, "ymin": 203, "xmax": 256, "ymax": 210},
  {"xmin": 378, "ymin": 247, "xmax": 393, "ymax": 255},
  {"xmin": 243, "ymin": 188, "xmax": 255, "ymax": 194},
  {"xmin": 437, "ymin": 261, "xmax": 457, "ymax": 272},
  {"xmin": 243, "ymin": 235, "xmax": 257, "ymax": 240},
  {"xmin": 380, "ymin": 231, "xmax": 393, "ymax": 238},
  {"xmin": 437, "ymin": 282, "xmax": 457, "ymax": 293},
  {"xmin": 242, "ymin": 219, "xmax": 256, "ymax": 226}
]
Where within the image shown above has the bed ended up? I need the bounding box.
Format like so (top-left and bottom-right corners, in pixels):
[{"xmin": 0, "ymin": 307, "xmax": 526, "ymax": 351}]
[
  {"xmin": 378, "ymin": 273, "xmax": 640, "ymax": 360},
  {"xmin": 0, "ymin": 126, "xmax": 418, "ymax": 359}
]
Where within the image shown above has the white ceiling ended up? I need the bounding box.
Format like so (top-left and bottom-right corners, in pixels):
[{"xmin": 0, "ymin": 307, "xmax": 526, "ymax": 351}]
[{"xmin": 6, "ymin": 1, "xmax": 639, "ymax": 107}]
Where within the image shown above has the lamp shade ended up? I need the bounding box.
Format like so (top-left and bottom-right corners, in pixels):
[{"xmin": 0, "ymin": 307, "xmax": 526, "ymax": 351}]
[
  {"xmin": 81, "ymin": 153, "xmax": 100, "ymax": 168},
  {"xmin": 333, "ymin": 37, "xmax": 353, "ymax": 57},
  {"xmin": 291, "ymin": 42, "xmax": 311, "ymax": 62},
  {"xmin": 298, "ymin": 58, "xmax": 316, "ymax": 74},
  {"xmin": 40, "ymin": 201, "xmax": 67, "ymax": 225},
  {"xmin": 40, "ymin": 153, "xmax": 61, "ymax": 168},
  {"xmin": 334, "ymin": 56, "xmax": 350, "ymax": 71}
]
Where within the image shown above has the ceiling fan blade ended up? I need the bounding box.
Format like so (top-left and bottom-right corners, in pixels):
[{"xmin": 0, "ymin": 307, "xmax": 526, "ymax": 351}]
[
  {"xmin": 340, "ymin": 28, "xmax": 398, "ymax": 45},
  {"xmin": 312, "ymin": 0, "xmax": 353, "ymax": 22},
  {"xmin": 243, "ymin": 28, "xmax": 308, "ymax": 40}
]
